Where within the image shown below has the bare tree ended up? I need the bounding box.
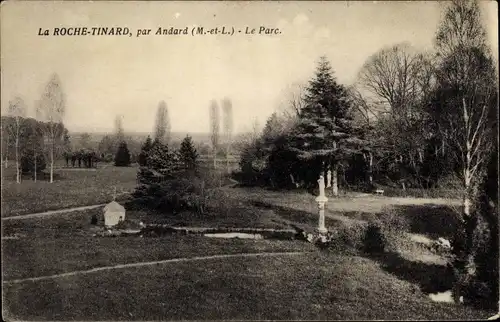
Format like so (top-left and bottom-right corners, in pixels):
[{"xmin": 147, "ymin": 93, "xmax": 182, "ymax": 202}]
[
  {"xmin": 154, "ymin": 101, "xmax": 171, "ymax": 144},
  {"xmin": 357, "ymin": 43, "xmax": 435, "ymax": 186},
  {"xmin": 251, "ymin": 118, "xmax": 261, "ymax": 142},
  {"xmin": 358, "ymin": 43, "xmax": 430, "ymax": 114},
  {"xmin": 281, "ymin": 82, "xmax": 306, "ymax": 119},
  {"xmin": 209, "ymin": 100, "xmax": 220, "ymax": 169},
  {"xmin": 348, "ymin": 86, "xmax": 381, "ymax": 186},
  {"xmin": 435, "ymin": 0, "xmax": 488, "ymax": 59},
  {"xmin": 221, "ymin": 97, "xmax": 234, "ymax": 173},
  {"xmin": 5, "ymin": 97, "xmax": 27, "ymax": 183},
  {"xmin": 434, "ymin": 0, "xmax": 496, "ymax": 217},
  {"xmin": 37, "ymin": 74, "xmax": 66, "ymax": 183}
]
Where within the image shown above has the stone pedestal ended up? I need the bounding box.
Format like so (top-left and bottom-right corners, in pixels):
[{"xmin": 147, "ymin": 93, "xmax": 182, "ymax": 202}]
[
  {"xmin": 315, "ymin": 195, "xmax": 328, "ymax": 234},
  {"xmin": 316, "ymin": 175, "xmax": 328, "ymax": 234}
]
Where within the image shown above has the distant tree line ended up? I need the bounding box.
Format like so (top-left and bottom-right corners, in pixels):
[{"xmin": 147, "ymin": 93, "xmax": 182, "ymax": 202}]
[{"xmin": 2, "ymin": 115, "xmax": 70, "ymax": 181}]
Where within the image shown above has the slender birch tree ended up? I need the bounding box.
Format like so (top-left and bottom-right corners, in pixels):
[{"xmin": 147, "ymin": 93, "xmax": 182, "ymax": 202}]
[
  {"xmin": 433, "ymin": 0, "xmax": 496, "ymax": 217},
  {"xmin": 431, "ymin": 1, "xmax": 497, "ymax": 304},
  {"xmin": 37, "ymin": 74, "xmax": 66, "ymax": 183},
  {"xmin": 5, "ymin": 97, "xmax": 27, "ymax": 183}
]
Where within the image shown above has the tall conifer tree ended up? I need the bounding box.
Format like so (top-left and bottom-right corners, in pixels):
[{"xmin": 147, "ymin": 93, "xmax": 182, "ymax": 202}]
[{"xmin": 290, "ymin": 56, "xmax": 364, "ymax": 195}]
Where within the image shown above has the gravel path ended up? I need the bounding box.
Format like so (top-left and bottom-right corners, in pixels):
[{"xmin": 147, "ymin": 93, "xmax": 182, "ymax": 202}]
[
  {"xmin": 1, "ymin": 204, "xmax": 106, "ymax": 221},
  {"xmin": 3, "ymin": 251, "xmax": 308, "ymax": 285}
]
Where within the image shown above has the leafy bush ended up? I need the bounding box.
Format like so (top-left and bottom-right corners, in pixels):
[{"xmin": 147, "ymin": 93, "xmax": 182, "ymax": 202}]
[
  {"xmin": 114, "ymin": 219, "xmax": 142, "ymax": 230},
  {"xmin": 362, "ymin": 223, "xmax": 387, "ymax": 254},
  {"xmin": 238, "ymin": 141, "xmax": 268, "ymax": 186},
  {"xmin": 133, "ymin": 171, "xmax": 210, "ymax": 215},
  {"xmin": 318, "ymin": 222, "xmax": 368, "ymax": 253},
  {"xmin": 102, "ymin": 153, "xmax": 114, "ymax": 163},
  {"xmin": 20, "ymin": 153, "xmax": 46, "ymax": 174}
]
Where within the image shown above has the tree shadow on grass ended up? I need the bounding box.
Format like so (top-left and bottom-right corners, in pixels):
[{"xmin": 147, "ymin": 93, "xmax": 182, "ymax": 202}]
[
  {"xmin": 392, "ymin": 204, "xmax": 461, "ymax": 240},
  {"xmin": 367, "ymin": 250, "xmax": 455, "ymax": 294},
  {"xmin": 251, "ymin": 200, "xmax": 343, "ymax": 229}
]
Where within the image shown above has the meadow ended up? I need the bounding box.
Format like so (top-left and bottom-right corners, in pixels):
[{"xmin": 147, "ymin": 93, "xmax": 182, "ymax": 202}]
[
  {"xmin": 1, "ymin": 164, "xmax": 137, "ymax": 217},
  {"xmin": 1, "ymin": 162, "xmax": 495, "ymax": 320}
]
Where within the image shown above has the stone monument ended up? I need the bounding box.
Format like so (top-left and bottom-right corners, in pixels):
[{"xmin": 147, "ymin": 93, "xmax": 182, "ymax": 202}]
[
  {"xmin": 315, "ymin": 175, "xmax": 328, "ymax": 234},
  {"xmin": 326, "ymin": 170, "xmax": 332, "ymax": 188}
]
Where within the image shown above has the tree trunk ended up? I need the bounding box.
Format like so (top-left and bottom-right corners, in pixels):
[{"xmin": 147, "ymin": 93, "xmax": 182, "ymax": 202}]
[
  {"xmin": 331, "ymin": 162, "xmax": 339, "ymax": 197},
  {"xmin": 368, "ymin": 152, "xmax": 373, "ymax": 185},
  {"xmin": 463, "ymin": 168, "xmax": 472, "ymax": 217},
  {"xmin": 50, "ymin": 147, "xmax": 54, "ymax": 183},
  {"xmin": 34, "ymin": 150, "xmax": 37, "ymax": 182},
  {"xmin": 15, "ymin": 134, "xmax": 20, "ymax": 184},
  {"xmin": 213, "ymin": 151, "xmax": 217, "ymax": 169}
]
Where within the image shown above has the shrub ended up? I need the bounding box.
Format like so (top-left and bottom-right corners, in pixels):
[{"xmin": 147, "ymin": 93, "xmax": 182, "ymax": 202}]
[
  {"xmin": 20, "ymin": 153, "xmax": 46, "ymax": 174},
  {"xmin": 101, "ymin": 153, "xmax": 114, "ymax": 163},
  {"xmin": 362, "ymin": 223, "xmax": 387, "ymax": 254},
  {"xmin": 238, "ymin": 141, "xmax": 268, "ymax": 186},
  {"xmin": 133, "ymin": 172, "xmax": 209, "ymax": 215},
  {"xmin": 320, "ymin": 222, "xmax": 368, "ymax": 253}
]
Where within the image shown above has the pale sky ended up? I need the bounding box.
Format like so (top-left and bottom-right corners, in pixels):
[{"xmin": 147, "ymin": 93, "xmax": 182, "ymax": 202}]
[{"xmin": 1, "ymin": 1, "xmax": 498, "ymax": 134}]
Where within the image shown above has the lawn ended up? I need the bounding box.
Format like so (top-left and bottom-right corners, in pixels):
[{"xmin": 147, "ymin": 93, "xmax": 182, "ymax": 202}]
[
  {"xmin": 1, "ymin": 235, "xmax": 317, "ymax": 281},
  {"xmin": 3, "ymin": 252, "xmax": 493, "ymax": 320},
  {"xmin": 1, "ymin": 165, "xmax": 138, "ymax": 217},
  {"xmin": 3, "ymin": 181, "xmax": 494, "ymax": 320}
]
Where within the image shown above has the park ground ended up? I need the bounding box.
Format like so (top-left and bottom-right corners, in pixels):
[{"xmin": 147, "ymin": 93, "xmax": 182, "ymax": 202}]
[{"xmin": 1, "ymin": 163, "xmax": 496, "ymax": 320}]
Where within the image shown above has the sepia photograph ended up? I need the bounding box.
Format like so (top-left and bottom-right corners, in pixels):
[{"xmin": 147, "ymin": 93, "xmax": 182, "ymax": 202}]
[{"xmin": 1, "ymin": 0, "xmax": 499, "ymax": 320}]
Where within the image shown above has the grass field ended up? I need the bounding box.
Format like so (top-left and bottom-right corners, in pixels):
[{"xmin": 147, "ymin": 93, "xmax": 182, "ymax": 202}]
[
  {"xmin": 3, "ymin": 251, "xmax": 492, "ymax": 320},
  {"xmin": 1, "ymin": 165, "xmax": 138, "ymax": 217},
  {"xmin": 2, "ymin": 235, "xmax": 316, "ymax": 281},
  {"xmin": 2, "ymin": 165, "xmax": 494, "ymax": 320}
]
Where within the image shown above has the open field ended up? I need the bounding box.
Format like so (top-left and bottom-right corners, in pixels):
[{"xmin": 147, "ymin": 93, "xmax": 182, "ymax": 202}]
[
  {"xmin": 2, "ymin": 235, "xmax": 316, "ymax": 281},
  {"xmin": 2, "ymin": 166, "xmax": 493, "ymax": 320},
  {"xmin": 1, "ymin": 165, "xmax": 137, "ymax": 217},
  {"xmin": 3, "ymin": 251, "xmax": 492, "ymax": 320}
]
